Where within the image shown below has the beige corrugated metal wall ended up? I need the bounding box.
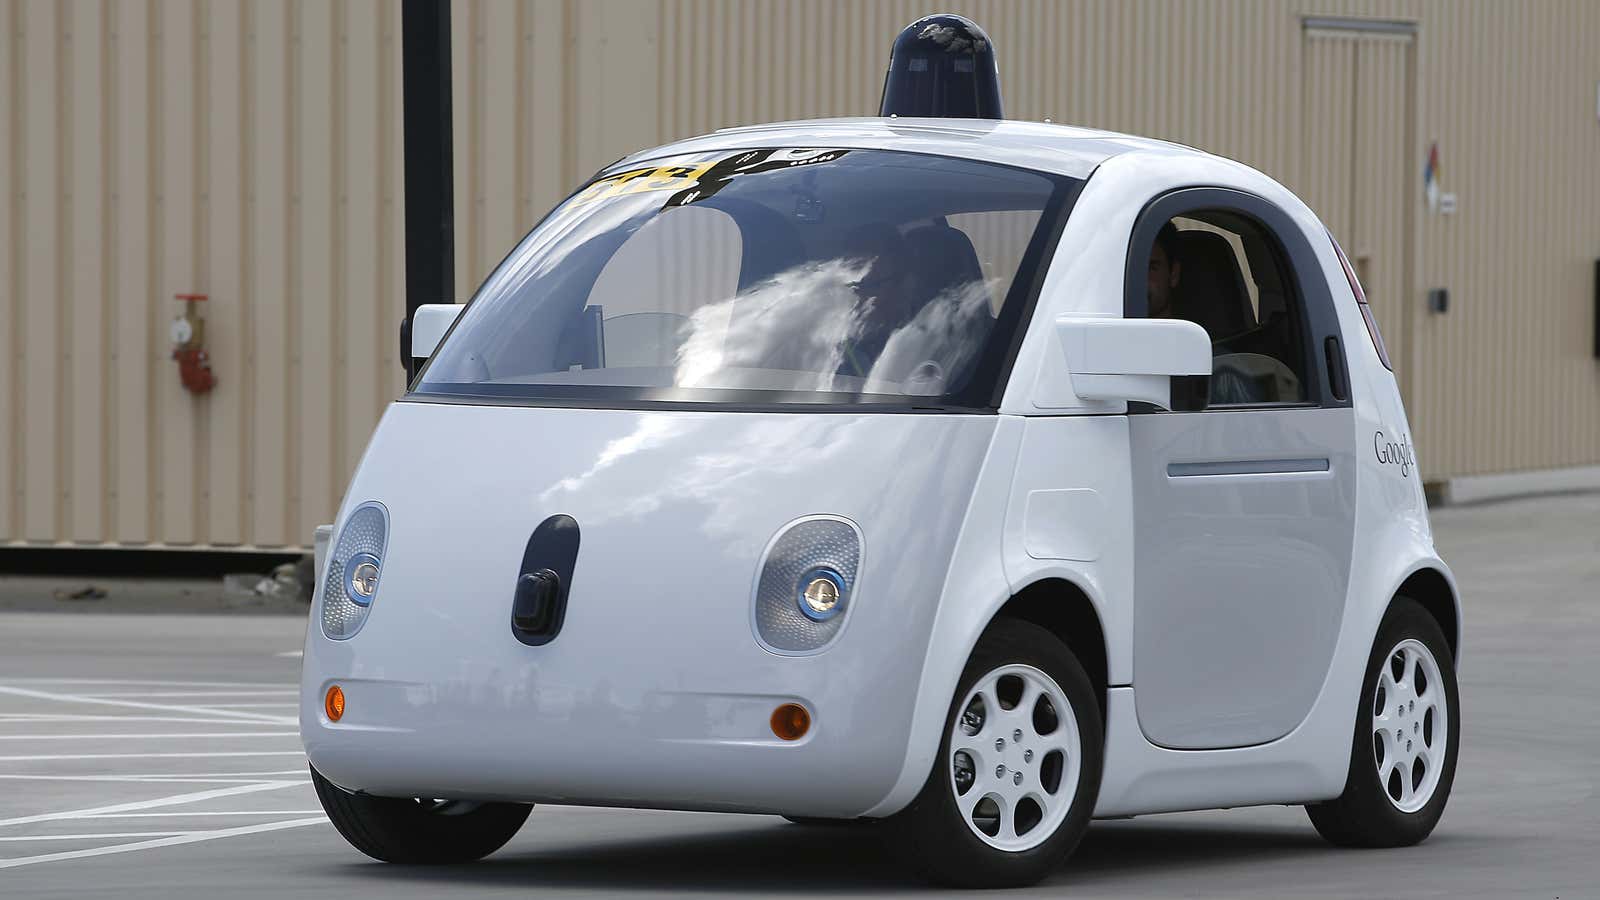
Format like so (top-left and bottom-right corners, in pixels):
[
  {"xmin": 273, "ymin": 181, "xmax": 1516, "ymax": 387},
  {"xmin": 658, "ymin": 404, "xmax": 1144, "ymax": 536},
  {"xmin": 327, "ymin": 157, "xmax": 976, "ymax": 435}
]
[
  {"xmin": 1, "ymin": 0, "xmax": 409, "ymax": 551},
  {"xmin": 2, "ymin": 0, "xmax": 1597, "ymax": 550}
]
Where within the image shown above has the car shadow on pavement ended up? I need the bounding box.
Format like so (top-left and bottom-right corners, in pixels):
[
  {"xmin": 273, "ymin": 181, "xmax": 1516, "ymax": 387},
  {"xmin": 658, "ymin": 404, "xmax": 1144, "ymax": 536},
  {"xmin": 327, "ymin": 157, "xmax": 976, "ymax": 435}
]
[
  {"xmin": 309, "ymin": 818, "xmax": 1341, "ymax": 894},
  {"xmin": 1069, "ymin": 819, "xmax": 1327, "ymax": 881}
]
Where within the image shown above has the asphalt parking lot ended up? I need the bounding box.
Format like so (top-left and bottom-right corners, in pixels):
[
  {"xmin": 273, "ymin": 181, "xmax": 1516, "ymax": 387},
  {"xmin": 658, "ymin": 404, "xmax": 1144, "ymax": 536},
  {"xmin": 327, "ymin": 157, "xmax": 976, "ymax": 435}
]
[{"xmin": 1, "ymin": 492, "xmax": 1596, "ymax": 898}]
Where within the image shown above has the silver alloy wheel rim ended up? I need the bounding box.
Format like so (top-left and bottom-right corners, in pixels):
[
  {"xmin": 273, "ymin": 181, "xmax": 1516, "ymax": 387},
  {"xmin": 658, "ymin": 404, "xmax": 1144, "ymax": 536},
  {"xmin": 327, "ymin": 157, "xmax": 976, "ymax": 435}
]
[
  {"xmin": 1371, "ymin": 638, "xmax": 1448, "ymax": 813},
  {"xmin": 947, "ymin": 663, "xmax": 1082, "ymax": 851}
]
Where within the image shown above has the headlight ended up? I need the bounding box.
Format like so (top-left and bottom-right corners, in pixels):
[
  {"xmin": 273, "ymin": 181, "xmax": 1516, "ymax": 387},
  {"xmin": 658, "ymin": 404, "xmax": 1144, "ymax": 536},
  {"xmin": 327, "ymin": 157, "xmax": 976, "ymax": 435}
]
[
  {"xmin": 799, "ymin": 567, "xmax": 845, "ymax": 621},
  {"xmin": 321, "ymin": 501, "xmax": 389, "ymax": 640},
  {"xmin": 344, "ymin": 553, "xmax": 381, "ymax": 605},
  {"xmin": 753, "ymin": 516, "xmax": 861, "ymax": 654}
]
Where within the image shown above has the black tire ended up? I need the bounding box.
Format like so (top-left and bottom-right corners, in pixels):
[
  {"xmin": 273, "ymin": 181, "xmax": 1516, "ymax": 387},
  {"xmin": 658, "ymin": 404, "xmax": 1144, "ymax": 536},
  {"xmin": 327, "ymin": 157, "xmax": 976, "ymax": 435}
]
[
  {"xmin": 311, "ymin": 765, "xmax": 532, "ymax": 863},
  {"xmin": 881, "ymin": 618, "xmax": 1103, "ymax": 888},
  {"xmin": 1307, "ymin": 597, "xmax": 1460, "ymax": 847}
]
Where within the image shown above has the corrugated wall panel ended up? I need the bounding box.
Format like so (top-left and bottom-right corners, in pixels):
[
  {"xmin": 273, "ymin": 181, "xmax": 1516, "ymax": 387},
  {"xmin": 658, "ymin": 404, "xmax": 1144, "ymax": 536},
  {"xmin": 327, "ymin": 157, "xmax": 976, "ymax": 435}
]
[
  {"xmin": 66, "ymin": 0, "xmax": 105, "ymax": 542},
  {"xmin": 110, "ymin": 0, "xmax": 152, "ymax": 544},
  {"xmin": 249, "ymin": 0, "xmax": 289, "ymax": 546},
  {"xmin": 203, "ymin": 0, "xmax": 243, "ymax": 545},
  {"xmin": 20, "ymin": 0, "xmax": 61, "ymax": 541},
  {"xmin": 1353, "ymin": 33, "xmax": 1413, "ymax": 380},
  {"xmin": 0, "ymin": 0, "xmax": 15, "ymax": 542},
  {"xmin": 339, "ymin": 0, "xmax": 382, "ymax": 485},
  {"xmin": 1301, "ymin": 30, "xmax": 1357, "ymax": 239},
  {"xmin": 1571, "ymin": 1, "xmax": 1600, "ymax": 466},
  {"xmin": 1, "ymin": 0, "xmax": 1597, "ymax": 549},
  {"xmin": 522, "ymin": 0, "xmax": 567, "ymax": 232},
  {"xmin": 156, "ymin": 0, "xmax": 198, "ymax": 544},
  {"xmin": 474, "ymin": 0, "xmax": 520, "ymax": 293},
  {"xmin": 291, "ymin": 0, "xmax": 338, "ymax": 545},
  {"xmin": 381, "ymin": 3, "xmax": 408, "ymax": 406},
  {"xmin": 455, "ymin": 0, "xmax": 481, "ymax": 296}
]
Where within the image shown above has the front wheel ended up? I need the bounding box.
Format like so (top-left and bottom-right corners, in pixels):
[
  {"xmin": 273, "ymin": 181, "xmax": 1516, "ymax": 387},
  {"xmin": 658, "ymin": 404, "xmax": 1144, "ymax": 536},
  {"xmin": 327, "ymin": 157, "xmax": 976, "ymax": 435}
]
[
  {"xmin": 882, "ymin": 618, "xmax": 1103, "ymax": 888},
  {"xmin": 311, "ymin": 765, "xmax": 532, "ymax": 863},
  {"xmin": 1306, "ymin": 597, "xmax": 1460, "ymax": 847}
]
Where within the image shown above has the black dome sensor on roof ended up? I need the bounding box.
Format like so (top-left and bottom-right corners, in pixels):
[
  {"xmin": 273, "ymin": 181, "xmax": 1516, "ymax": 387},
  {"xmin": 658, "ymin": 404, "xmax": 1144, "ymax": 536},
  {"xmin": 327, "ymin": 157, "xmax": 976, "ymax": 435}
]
[{"xmin": 879, "ymin": 14, "xmax": 1003, "ymax": 120}]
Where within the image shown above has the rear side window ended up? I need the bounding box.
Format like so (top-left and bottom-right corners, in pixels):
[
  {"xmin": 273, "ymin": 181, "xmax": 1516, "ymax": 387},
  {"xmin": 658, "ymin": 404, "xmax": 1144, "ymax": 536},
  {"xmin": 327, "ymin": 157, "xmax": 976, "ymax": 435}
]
[
  {"xmin": 1146, "ymin": 210, "xmax": 1311, "ymax": 406},
  {"xmin": 1329, "ymin": 233, "xmax": 1392, "ymax": 371},
  {"xmin": 1127, "ymin": 187, "xmax": 1350, "ymax": 410}
]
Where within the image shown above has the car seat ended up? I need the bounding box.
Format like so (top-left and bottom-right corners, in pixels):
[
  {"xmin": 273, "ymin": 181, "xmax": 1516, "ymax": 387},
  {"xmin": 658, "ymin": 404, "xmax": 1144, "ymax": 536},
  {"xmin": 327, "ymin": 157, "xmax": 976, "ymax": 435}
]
[
  {"xmin": 903, "ymin": 221, "xmax": 989, "ymax": 307},
  {"xmin": 1173, "ymin": 230, "xmax": 1256, "ymax": 340}
]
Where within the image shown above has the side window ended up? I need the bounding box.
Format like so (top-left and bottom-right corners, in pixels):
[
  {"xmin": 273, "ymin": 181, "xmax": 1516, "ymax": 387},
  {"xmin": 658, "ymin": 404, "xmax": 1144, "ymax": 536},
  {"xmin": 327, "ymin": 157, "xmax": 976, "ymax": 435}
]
[{"xmin": 1146, "ymin": 210, "xmax": 1310, "ymax": 406}]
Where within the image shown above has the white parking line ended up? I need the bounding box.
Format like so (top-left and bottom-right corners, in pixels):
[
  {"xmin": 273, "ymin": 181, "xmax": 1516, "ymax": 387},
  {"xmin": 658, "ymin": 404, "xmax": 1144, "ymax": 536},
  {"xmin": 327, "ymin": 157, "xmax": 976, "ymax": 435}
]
[
  {"xmin": 0, "ymin": 771, "xmax": 309, "ymax": 784},
  {"xmin": 0, "ymin": 751, "xmax": 306, "ymax": 762},
  {"xmin": 81, "ymin": 691, "xmax": 299, "ymax": 699},
  {"xmin": 79, "ymin": 810, "xmax": 325, "ymax": 818},
  {"xmin": 0, "ymin": 771, "xmax": 312, "ymax": 778},
  {"xmin": 0, "ymin": 781, "xmax": 305, "ymax": 828},
  {"xmin": 1, "ymin": 679, "xmax": 297, "ymax": 689},
  {"xmin": 0, "ymin": 816, "xmax": 327, "ymax": 869},
  {"xmin": 0, "ymin": 831, "xmax": 194, "ymax": 842},
  {"xmin": 0, "ymin": 675, "xmax": 322, "ymax": 870},
  {"xmin": 0, "ymin": 686, "xmax": 296, "ymax": 725},
  {"xmin": 0, "ymin": 715, "xmax": 294, "ymax": 725},
  {"xmin": 0, "ymin": 732, "xmax": 300, "ymax": 741}
]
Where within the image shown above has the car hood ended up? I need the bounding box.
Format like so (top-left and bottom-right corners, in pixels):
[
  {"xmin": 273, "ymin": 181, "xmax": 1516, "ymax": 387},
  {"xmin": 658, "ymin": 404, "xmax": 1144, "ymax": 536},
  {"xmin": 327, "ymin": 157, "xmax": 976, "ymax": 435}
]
[{"xmin": 334, "ymin": 400, "xmax": 999, "ymax": 677}]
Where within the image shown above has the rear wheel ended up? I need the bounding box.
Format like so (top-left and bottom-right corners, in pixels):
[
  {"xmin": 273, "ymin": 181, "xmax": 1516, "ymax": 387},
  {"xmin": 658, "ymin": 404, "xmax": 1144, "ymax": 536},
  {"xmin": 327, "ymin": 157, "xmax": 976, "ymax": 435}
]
[
  {"xmin": 1306, "ymin": 597, "xmax": 1459, "ymax": 847},
  {"xmin": 882, "ymin": 618, "xmax": 1102, "ymax": 888},
  {"xmin": 311, "ymin": 765, "xmax": 532, "ymax": 863}
]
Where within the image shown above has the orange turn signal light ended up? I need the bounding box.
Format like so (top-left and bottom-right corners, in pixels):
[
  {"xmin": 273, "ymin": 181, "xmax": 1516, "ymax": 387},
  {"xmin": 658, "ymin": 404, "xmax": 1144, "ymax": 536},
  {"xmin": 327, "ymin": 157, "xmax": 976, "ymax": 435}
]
[
  {"xmin": 325, "ymin": 685, "xmax": 345, "ymax": 722},
  {"xmin": 770, "ymin": 703, "xmax": 810, "ymax": 741}
]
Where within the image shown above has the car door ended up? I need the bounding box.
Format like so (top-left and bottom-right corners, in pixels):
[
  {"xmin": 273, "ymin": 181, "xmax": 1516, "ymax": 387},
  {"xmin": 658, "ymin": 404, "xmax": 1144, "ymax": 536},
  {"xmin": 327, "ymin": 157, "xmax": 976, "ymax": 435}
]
[{"xmin": 1126, "ymin": 188, "xmax": 1357, "ymax": 750}]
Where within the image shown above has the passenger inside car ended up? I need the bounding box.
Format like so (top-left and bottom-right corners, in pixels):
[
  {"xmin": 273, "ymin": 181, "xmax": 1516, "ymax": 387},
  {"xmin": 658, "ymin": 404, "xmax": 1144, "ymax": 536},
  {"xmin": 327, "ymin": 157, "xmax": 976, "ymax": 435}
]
[
  {"xmin": 1146, "ymin": 222, "xmax": 1184, "ymax": 319},
  {"xmin": 840, "ymin": 220, "xmax": 995, "ymax": 389},
  {"xmin": 1145, "ymin": 215, "xmax": 1306, "ymax": 405}
]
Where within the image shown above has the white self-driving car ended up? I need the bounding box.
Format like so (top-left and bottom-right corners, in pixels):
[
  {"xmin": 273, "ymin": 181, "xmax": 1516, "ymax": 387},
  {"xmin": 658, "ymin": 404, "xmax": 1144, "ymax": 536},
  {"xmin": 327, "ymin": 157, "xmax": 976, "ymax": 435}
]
[{"xmin": 302, "ymin": 25, "xmax": 1458, "ymax": 889}]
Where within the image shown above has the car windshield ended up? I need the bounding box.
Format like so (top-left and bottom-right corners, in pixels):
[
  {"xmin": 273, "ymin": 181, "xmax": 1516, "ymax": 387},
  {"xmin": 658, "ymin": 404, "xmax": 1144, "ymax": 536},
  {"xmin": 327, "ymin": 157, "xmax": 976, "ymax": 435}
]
[{"xmin": 414, "ymin": 147, "xmax": 1077, "ymax": 409}]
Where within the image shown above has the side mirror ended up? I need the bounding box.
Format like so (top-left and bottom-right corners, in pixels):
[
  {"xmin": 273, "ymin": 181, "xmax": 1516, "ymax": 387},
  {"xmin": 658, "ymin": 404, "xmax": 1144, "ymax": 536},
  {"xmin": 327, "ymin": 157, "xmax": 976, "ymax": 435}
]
[
  {"xmin": 1054, "ymin": 316, "xmax": 1212, "ymax": 411},
  {"xmin": 410, "ymin": 303, "xmax": 464, "ymax": 360}
]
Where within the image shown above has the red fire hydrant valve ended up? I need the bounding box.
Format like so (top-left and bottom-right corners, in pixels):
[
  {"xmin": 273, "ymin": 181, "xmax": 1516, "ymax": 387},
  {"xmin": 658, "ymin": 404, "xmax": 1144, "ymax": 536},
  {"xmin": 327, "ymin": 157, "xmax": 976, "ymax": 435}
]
[{"xmin": 171, "ymin": 293, "xmax": 217, "ymax": 395}]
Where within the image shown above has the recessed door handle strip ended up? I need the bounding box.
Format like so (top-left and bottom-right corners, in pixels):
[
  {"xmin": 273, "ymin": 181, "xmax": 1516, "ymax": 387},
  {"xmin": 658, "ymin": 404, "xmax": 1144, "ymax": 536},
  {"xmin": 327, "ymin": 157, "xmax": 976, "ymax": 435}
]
[{"xmin": 1167, "ymin": 458, "xmax": 1331, "ymax": 478}]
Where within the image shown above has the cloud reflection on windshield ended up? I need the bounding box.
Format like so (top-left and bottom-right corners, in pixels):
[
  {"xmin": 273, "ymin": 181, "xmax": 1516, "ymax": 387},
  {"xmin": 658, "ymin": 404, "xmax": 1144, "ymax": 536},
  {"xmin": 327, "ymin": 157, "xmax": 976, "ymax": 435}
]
[
  {"xmin": 672, "ymin": 258, "xmax": 996, "ymax": 395},
  {"xmin": 673, "ymin": 259, "xmax": 870, "ymax": 390}
]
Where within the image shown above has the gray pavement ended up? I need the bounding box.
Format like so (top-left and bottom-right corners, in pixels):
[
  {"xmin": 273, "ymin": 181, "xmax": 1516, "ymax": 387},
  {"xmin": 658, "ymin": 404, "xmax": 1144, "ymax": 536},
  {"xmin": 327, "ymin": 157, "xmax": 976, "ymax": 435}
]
[{"xmin": 1, "ymin": 492, "xmax": 1596, "ymax": 898}]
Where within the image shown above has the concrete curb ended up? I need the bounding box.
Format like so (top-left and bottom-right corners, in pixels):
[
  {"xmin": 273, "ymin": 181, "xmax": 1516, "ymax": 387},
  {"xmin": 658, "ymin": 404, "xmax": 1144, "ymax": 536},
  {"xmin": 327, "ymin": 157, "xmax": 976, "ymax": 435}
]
[{"xmin": 1436, "ymin": 464, "xmax": 1600, "ymax": 505}]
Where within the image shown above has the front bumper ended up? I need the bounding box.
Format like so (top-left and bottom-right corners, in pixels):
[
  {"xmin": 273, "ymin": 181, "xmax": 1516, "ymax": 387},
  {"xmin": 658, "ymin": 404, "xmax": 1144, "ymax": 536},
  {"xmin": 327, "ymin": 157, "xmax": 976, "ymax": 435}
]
[{"xmin": 300, "ymin": 578, "xmax": 927, "ymax": 818}]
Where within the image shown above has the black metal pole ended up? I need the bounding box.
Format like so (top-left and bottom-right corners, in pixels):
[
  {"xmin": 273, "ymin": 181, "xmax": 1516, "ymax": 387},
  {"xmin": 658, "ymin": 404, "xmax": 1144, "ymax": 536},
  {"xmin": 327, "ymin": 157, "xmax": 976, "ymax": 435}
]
[{"xmin": 401, "ymin": 0, "xmax": 455, "ymax": 382}]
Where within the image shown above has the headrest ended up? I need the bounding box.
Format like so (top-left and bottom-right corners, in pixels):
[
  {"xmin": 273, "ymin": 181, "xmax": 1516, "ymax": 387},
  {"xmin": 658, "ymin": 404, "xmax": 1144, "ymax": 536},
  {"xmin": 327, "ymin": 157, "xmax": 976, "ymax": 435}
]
[
  {"xmin": 1174, "ymin": 229, "xmax": 1256, "ymax": 339},
  {"xmin": 903, "ymin": 222, "xmax": 987, "ymax": 302}
]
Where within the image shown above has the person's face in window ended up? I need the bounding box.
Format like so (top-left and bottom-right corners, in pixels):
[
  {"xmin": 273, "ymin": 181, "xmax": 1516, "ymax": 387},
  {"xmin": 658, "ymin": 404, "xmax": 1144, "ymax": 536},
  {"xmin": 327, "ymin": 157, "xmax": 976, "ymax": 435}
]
[
  {"xmin": 849, "ymin": 228, "xmax": 917, "ymax": 329},
  {"xmin": 856, "ymin": 253, "xmax": 912, "ymax": 306},
  {"xmin": 1147, "ymin": 240, "xmax": 1182, "ymax": 318}
]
